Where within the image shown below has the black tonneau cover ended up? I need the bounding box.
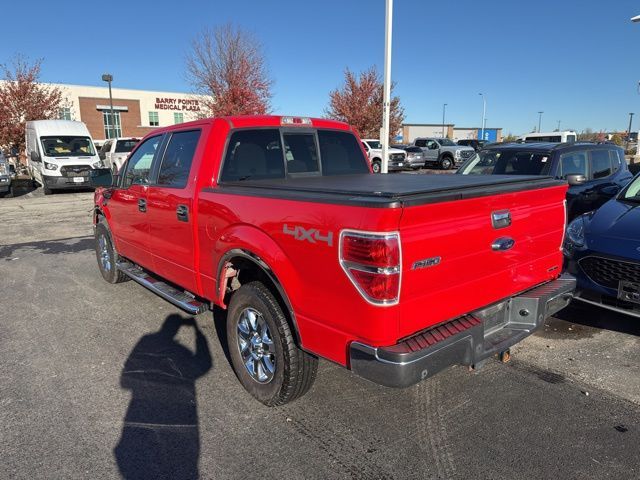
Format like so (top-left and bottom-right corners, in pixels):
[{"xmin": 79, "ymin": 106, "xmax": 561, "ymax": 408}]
[{"xmin": 212, "ymin": 174, "xmax": 565, "ymax": 208}]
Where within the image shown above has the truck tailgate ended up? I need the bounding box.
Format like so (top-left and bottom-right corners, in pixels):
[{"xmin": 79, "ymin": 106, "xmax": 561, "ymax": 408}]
[{"xmin": 398, "ymin": 182, "xmax": 567, "ymax": 339}]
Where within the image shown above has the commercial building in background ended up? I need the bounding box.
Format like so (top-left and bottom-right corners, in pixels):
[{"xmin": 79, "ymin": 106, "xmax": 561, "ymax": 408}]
[
  {"xmin": 45, "ymin": 83, "xmax": 204, "ymax": 143},
  {"xmin": 400, "ymin": 123, "xmax": 503, "ymax": 144}
]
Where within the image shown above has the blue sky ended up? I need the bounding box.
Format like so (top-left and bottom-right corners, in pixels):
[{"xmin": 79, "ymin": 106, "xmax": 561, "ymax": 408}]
[{"xmin": 2, "ymin": 0, "xmax": 640, "ymax": 135}]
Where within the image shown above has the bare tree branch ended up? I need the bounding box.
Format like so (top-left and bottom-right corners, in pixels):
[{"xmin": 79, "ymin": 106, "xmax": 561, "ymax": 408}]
[{"xmin": 186, "ymin": 23, "xmax": 273, "ymax": 117}]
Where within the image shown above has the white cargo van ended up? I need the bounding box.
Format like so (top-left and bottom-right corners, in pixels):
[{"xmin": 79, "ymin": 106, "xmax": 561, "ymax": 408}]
[{"xmin": 25, "ymin": 120, "xmax": 101, "ymax": 195}]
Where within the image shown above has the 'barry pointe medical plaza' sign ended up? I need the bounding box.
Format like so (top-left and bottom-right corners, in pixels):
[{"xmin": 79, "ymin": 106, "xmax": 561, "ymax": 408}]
[{"xmin": 154, "ymin": 97, "xmax": 201, "ymax": 112}]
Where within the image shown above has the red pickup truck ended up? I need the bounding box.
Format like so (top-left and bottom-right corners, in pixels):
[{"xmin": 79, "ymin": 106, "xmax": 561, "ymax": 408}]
[{"xmin": 90, "ymin": 115, "xmax": 575, "ymax": 405}]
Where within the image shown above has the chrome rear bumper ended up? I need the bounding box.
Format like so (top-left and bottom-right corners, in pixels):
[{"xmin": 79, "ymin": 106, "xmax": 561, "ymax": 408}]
[{"xmin": 349, "ymin": 274, "xmax": 576, "ymax": 388}]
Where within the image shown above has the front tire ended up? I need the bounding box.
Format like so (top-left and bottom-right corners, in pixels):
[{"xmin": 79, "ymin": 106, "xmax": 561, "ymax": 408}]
[
  {"xmin": 372, "ymin": 160, "xmax": 382, "ymax": 174},
  {"xmin": 43, "ymin": 185, "xmax": 52, "ymax": 195},
  {"xmin": 227, "ymin": 282, "xmax": 317, "ymax": 406},
  {"xmin": 440, "ymin": 156, "xmax": 453, "ymax": 170},
  {"xmin": 94, "ymin": 221, "xmax": 129, "ymax": 284}
]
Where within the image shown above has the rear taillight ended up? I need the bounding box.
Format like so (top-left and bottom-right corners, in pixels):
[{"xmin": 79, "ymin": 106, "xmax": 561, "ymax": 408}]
[{"xmin": 339, "ymin": 230, "xmax": 401, "ymax": 305}]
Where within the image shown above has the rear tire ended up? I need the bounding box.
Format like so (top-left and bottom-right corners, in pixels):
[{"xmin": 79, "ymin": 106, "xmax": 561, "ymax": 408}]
[
  {"xmin": 95, "ymin": 221, "xmax": 129, "ymax": 284},
  {"xmin": 227, "ymin": 281, "xmax": 317, "ymax": 406}
]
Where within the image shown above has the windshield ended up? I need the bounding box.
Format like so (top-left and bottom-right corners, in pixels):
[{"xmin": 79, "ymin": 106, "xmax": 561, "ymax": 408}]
[
  {"xmin": 115, "ymin": 139, "xmax": 139, "ymax": 153},
  {"xmin": 622, "ymin": 175, "xmax": 640, "ymax": 201},
  {"xmin": 40, "ymin": 136, "xmax": 95, "ymax": 157},
  {"xmin": 439, "ymin": 138, "xmax": 455, "ymax": 146},
  {"xmin": 365, "ymin": 140, "xmax": 382, "ymax": 149},
  {"xmin": 459, "ymin": 149, "xmax": 553, "ymax": 176}
]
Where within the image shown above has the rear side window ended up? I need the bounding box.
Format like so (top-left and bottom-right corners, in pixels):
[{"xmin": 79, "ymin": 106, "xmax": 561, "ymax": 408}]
[
  {"xmin": 318, "ymin": 130, "xmax": 369, "ymax": 175},
  {"xmin": 415, "ymin": 139, "xmax": 427, "ymax": 147},
  {"xmin": 157, "ymin": 130, "xmax": 201, "ymax": 188},
  {"xmin": 610, "ymin": 149, "xmax": 622, "ymax": 172},
  {"xmin": 460, "ymin": 150, "xmax": 551, "ymax": 175},
  {"xmin": 590, "ymin": 149, "xmax": 612, "ymax": 179},
  {"xmin": 221, "ymin": 129, "xmax": 285, "ymax": 182},
  {"xmin": 559, "ymin": 151, "xmax": 588, "ymax": 178}
]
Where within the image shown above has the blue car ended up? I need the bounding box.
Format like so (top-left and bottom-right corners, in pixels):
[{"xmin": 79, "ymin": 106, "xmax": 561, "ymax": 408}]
[{"xmin": 564, "ymin": 173, "xmax": 640, "ymax": 317}]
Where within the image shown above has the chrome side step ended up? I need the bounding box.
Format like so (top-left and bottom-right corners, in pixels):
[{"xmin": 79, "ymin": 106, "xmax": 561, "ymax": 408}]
[{"xmin": 116, "ymin": 261, "xmax": 208, "ymax": 315}]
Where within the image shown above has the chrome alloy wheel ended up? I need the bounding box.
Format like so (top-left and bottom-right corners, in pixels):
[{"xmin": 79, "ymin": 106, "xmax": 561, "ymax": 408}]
[
  {"xmin": 98, "ymin": 234, "xmax": 111, "ymax": 272},
  {"xmin": 237, "ymin": 307, "xmax": 276, "ymax": 383}
]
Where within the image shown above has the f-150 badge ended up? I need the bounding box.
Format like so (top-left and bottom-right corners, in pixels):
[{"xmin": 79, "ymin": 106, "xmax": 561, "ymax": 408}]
[{"xmin": 283, "ymin": 224, "xmax": 333, "ymax": 246}]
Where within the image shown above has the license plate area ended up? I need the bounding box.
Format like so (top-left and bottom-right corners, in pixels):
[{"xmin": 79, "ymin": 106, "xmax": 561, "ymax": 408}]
[
  {"xmin": 618, "ymin": 281, "xmax": 640, "ymax": 304},
  {"xmin": 73, "ymin": 176, "xmax": 85, "ymax": 183}
]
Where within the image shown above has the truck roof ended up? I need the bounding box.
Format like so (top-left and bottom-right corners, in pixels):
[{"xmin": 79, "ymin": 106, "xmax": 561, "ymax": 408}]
[{"xmin": 153, "ymin": 115, "xmax": 352, "ymax": 133}]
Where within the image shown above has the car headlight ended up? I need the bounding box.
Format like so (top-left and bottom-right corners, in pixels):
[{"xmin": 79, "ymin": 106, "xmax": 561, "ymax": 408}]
[
  {"xmin": 565, "ymin": 215, "xmax": 587, "ymax": 249},
  {"xmin": 92, "ymin": 161, "xmax": 103, "ymax": 168},
  {"xmin": 455, "ymin": 150, "xmax": 461, "ymax": 158},
  {"xmin": 44, "ymin": 162, "xmax": 58, "ymax": 171}
]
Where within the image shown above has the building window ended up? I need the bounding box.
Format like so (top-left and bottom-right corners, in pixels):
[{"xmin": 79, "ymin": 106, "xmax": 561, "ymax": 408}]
[
  {"xmin": 174, "ymin": 112, "xmax": 184, "ymax": 124},
  {"xmin": 103, "ymin": 111, "xmax": 122, "ymax": 139},
  {"xmin": 59, "ymin": 107, "xmax": 72, "ymax": 121},
  {"xmin": 149, "ymin": 111, "xmax": 159, "ymax": 127}
]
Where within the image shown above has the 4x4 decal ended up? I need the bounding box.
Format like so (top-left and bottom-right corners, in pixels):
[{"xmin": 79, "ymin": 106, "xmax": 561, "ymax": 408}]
[{"xmin": 283, "ymin": 224, "xmax": 333, "ymax": 246}]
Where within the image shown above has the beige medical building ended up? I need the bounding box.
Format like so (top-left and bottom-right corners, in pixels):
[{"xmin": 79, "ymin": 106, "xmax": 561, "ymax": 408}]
[{"xmin": 47, "ymin": 83, "xmax": 204, "ymax": 142}]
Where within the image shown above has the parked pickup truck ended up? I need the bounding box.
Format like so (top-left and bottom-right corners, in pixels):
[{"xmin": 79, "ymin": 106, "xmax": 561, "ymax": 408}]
[
  {"xmin": 98, "ymin": 137, "xmax": 140, "ymax": 172},
  {"xmin": 361, "ymin": 139, "xmax": 407, "ymax": 173},
  {"xmin": 414, "ymin": 137, "xmax": 476, "ymax": 169},
  {"xmin": 90, "ymin": 115, "xmax": 575, "ymax": 406}
]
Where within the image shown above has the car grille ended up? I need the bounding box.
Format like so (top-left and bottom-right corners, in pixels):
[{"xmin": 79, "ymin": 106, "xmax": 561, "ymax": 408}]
[
  {"xmin": 60, "ymin": 165, "xmax": 92, "ymax": 178},
  {"xmin": 390, "ymin": 153, "xmax": 405, "ymax": 161},
  {"xmin": 579, "ymin": 256, "xmax": 640, "ymax": 289},
  {"xmin": 460, "ymin": 150, "xmax": 475, "ymax": 159}
]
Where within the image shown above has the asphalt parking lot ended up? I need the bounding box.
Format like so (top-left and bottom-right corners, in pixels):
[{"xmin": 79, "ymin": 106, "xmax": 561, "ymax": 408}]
[{"xmin": 1, "ymin": 189, "xmax": 639, "ymax": 480}]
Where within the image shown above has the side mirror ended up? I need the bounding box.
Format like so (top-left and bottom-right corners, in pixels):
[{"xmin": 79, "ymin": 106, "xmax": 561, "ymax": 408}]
[
  {"xmin": 8, "ymin": 164, "xmax": 16, "ymax": 175},
  {"xmin": 30, "ymin": 151, "xmax": 41, "ymax": 162},
  {"xmin": 89, "ymin": 168, "xmax": 114, "ymax": 187},
  {"xmin": 566, "ymin": 174, "xmax": 587, "ymax": 186}
]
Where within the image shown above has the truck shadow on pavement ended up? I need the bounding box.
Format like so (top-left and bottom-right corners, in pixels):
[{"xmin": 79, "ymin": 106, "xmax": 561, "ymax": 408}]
[
  {"xmin": 0, "ymin": 236, "xmax": 94, "ymax": 260},
  {"xmin": 557, "ymin": 302, "xmax": 640, "ymax": 337},
  {"xmin": 114, "ymin": 314, "xmax": 212, "ymax": 480}
]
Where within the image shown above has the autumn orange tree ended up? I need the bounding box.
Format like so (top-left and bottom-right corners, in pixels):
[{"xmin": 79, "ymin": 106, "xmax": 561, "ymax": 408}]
[
  {"xmin": 0, "ymin": 56, "xmax": 63, "ymax": 159},
  {"xmin": 186, "ymin": 23, "xmax": 273, "ymax": 117},
  {"xmin": 326, "ymin": 67, "xmax": 405, "ymax": 142}
]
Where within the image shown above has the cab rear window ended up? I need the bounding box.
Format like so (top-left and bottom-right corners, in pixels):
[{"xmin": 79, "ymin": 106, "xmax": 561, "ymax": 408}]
[{"xmin": 220, "ymin": 129, "xmax": 368, "ymax": 181}]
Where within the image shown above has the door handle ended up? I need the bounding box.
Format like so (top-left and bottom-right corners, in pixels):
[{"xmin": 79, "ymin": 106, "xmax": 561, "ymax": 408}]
[
  {"xmin": 492, "ymin": 237, "xmax": 515, "ymax": 251},
  {"xmin": 138, "ymin": 198, "xmax": 146, "ymax": 213},
  {"xmin": 176, "ymin": 204, "xmax": 189, "ymax": 222}
]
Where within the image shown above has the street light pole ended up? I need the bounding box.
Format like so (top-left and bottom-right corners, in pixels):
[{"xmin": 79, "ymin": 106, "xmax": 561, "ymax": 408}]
[
  {"xmin": 557, "ymin": 120, "xmax": 561, "ymax": 131},
  {"xmin": 627, "ymin": 112, "xmax": 634, "ymax": 150},
  {"xmin": 538, "ymin": 111, "xmax": 544, "ymax": 133},
  {"xmin": 101, "ymin": 73, "xmax": 115, "ymax": 139},
  {"xmin": 380, "ymin": 0, "xmax": 393, "ymax": 174},
  {"xmin": 442, "ymin": 103, "xmax": 447, "ymax": 138},
  {"xmin": 478, "ymin": 93, "xmax": 486, "ymax": 141}
]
